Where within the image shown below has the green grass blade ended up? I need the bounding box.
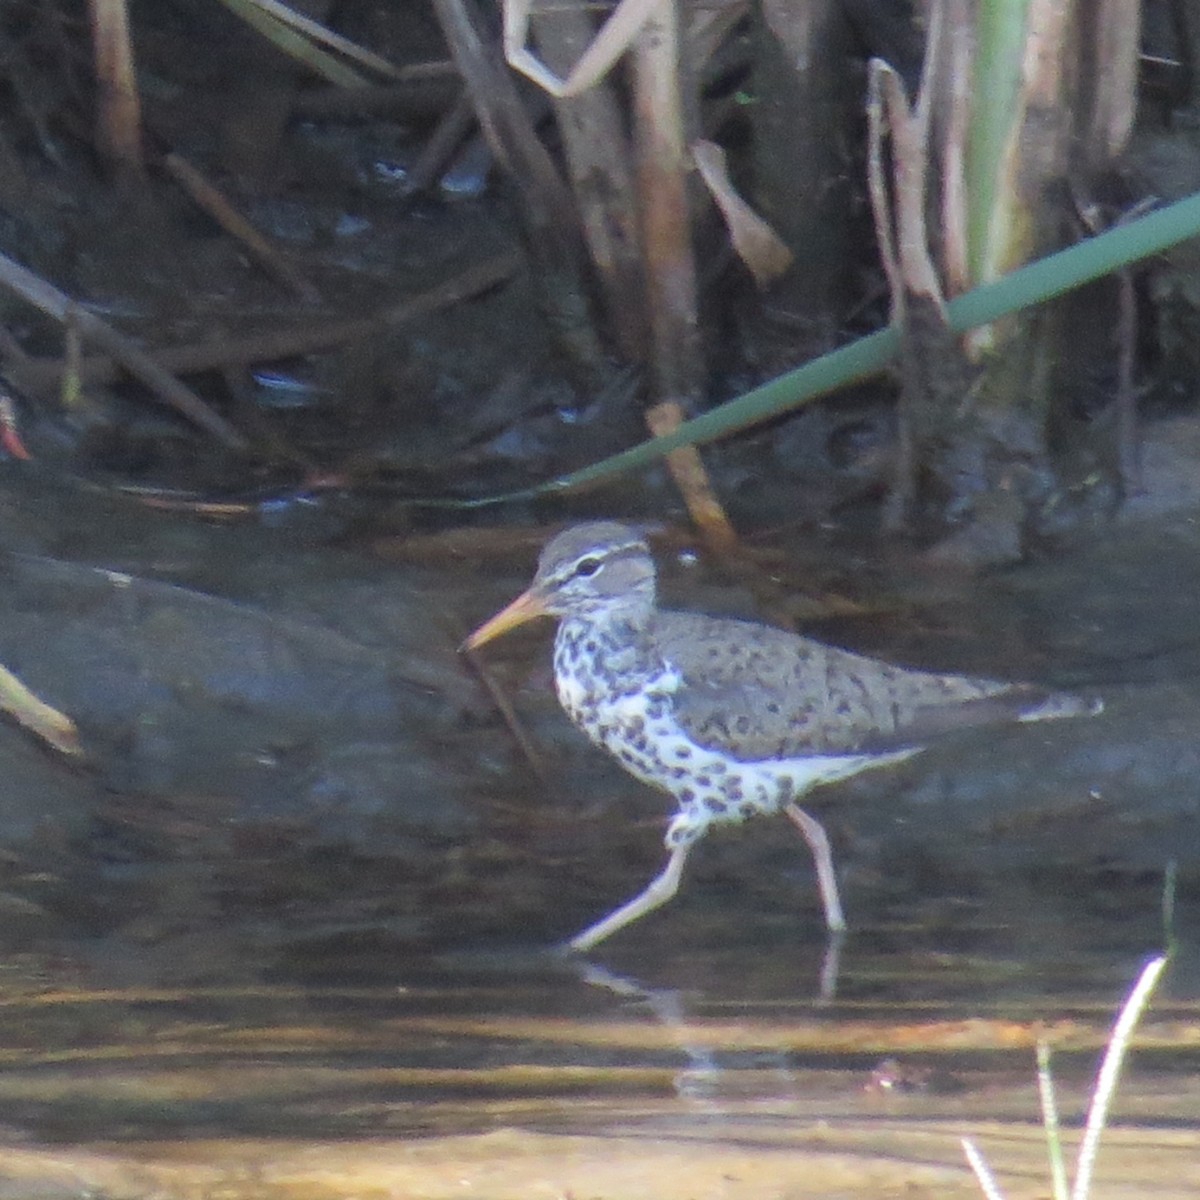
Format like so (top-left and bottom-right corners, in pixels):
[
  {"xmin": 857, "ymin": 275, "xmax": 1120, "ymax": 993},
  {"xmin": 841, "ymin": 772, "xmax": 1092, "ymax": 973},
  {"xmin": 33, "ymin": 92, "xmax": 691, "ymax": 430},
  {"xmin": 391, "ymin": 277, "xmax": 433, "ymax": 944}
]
[{"xmin": 419, "ymin": 189, "xmax": 1200, "ymax": 510}]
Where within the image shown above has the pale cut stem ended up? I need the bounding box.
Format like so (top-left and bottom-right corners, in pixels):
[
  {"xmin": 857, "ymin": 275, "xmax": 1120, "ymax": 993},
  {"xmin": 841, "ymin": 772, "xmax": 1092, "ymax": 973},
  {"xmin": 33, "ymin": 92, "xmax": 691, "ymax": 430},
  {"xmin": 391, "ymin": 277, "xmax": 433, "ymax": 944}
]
[
  {"xmin": 567, "ymin": 844, "xmax": 691, "ymax": 952},
  {"xmin": 784, "ymin": 802, "xmax": 847, "ymax": 933},
  {"xmin": 1071, "ymin": 954, "xmax": 1167, "ymax": 1200},
  {"xmin": 1036, "ymin": 1040, "xmax": 1069, "ymax": 1200},
  {"xmin": 1161, "ymin": 859, "xmax": 1177, "ymax": 942},
  {"xmin": 961, "ymin": 1138, "xmax": 1006, "ymax": 1200}
]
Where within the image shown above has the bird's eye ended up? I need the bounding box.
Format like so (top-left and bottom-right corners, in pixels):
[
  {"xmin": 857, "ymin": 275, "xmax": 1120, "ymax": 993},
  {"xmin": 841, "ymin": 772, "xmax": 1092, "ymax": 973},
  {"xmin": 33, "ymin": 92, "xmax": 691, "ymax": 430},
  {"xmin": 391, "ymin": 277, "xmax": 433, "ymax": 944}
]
[{"xmin": 573, "ymin": 556, "xmax": 602, "ymax": 578}]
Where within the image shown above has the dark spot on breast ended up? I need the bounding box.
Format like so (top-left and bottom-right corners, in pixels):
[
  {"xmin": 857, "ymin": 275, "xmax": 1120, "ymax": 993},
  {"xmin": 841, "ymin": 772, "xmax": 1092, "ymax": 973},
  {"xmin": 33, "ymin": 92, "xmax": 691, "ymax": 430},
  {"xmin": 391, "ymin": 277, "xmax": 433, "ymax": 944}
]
[
  {"xmin": 766, "ymin": 701, "xmax": 781, "ymax": 714},
  {"xmin": 739, "ymin": 802, "xmax": 757, "ymax": 818},
  {"xmin": 586, "ymin": 640, "xmax": 598, "ymax": 654},
  {"xmin": 704, "ymin": 798, "xmax": 727, "ymax": 815},
  {"xmin": 695, "ymin": 775, "xmax": 711, "ymax": 787},
  {"xmin": 672, "ymin": 767, "xmax": 687, "ymax": 779},
  {"xmin": 675, "ymin": 746, "xmax": 692, "ymax": 759},
  {"xmin": 735, "ymin": 716, "xmax": 751, "ymax": 734},
  {"xmin": 679, "ymin": 787, "xmax": 695, "ymax": 802}
]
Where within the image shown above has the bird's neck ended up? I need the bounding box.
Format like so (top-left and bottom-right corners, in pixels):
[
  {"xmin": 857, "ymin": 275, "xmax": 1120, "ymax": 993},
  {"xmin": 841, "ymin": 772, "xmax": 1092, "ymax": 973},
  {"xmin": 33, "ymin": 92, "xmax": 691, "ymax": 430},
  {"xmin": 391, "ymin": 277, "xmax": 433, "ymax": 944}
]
[{"xmin": 554, "ymin": 609, "xmax": 662, "ymax": 695}]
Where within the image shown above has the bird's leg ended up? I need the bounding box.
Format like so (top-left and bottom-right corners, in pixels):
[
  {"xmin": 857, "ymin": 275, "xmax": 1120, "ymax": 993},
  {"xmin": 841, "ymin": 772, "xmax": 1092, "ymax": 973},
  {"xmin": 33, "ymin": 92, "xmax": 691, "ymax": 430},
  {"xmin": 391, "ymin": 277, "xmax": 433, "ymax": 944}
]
[
  {"xmin": 783, "ymin": 802, "xmax": 847, "ymax": 933},
  {"xmin": 567, "ymin": 843, "xmax": 691, "ymax": 952}
]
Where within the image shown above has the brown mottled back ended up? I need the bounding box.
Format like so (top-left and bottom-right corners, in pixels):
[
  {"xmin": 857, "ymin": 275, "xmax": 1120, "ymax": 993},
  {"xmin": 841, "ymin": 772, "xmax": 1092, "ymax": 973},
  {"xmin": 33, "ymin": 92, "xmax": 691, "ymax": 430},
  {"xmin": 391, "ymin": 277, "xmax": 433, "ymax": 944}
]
[{"xmin": 652, "ymin": 611, "xmax": 1086, "ymax": 760}]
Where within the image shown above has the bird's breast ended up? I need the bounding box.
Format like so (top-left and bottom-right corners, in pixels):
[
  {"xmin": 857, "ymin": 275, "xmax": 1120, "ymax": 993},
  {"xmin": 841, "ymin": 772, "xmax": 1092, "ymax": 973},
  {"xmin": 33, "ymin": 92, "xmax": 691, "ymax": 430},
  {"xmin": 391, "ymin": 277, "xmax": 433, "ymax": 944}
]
[
  {"xmin": 552, "ymin": 622, "xmax": 680, "ymax": 789},
  {"xmin": 564, "ymin": 679, "xmax": 689, "ymax": 790}
]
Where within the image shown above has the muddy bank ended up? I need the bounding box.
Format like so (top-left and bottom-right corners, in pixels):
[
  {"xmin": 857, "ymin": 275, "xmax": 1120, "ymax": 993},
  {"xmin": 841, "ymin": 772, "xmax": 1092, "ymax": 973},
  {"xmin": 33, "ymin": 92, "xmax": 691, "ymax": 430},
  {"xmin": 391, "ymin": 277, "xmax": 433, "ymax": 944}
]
[{"xmin": 0, "ymin": 446, "xmax": 1193, "ymax": 979}]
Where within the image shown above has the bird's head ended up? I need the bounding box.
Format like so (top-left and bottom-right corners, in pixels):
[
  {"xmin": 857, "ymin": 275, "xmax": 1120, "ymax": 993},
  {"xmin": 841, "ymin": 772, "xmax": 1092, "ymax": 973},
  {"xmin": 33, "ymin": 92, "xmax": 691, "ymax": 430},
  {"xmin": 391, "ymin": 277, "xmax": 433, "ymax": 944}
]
[{"xmin": 463, "ymin": 522, "xmax": 656, "ymax": 648}]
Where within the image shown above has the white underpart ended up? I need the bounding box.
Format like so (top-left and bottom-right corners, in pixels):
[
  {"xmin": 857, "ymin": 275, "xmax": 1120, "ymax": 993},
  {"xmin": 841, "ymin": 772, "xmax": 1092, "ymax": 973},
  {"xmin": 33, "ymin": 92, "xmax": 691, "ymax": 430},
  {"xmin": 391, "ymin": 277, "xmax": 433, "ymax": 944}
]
[{"xmin": 555, "ymin": 664, "xmax": 919, "ymax": 849}]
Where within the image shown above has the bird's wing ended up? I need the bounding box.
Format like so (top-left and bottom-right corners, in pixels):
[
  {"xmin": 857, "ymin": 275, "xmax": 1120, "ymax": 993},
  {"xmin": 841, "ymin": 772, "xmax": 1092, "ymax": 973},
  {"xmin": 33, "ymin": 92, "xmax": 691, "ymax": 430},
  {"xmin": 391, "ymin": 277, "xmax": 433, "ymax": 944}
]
[{"xmin": 652, "ymin": 611, "xmax": 1067, "ymax": 761}]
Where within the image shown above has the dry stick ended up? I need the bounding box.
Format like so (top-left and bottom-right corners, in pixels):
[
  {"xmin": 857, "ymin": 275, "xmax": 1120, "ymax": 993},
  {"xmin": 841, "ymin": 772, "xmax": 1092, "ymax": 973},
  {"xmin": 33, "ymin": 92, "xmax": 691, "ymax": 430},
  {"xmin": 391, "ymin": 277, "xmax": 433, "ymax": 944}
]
[
  {"xmin": 432, "ymin": 0, "xmax": 577, "ymax": 230},
  {"xmin": 899, "ymin": 0, "xmax": 946, "ymax": 306},
  {"xmin": 87, "ymin": 0, "xmax": 144, "ymax": 175},
  {"xmin": 164, "ymin": 152, "xmax": 321, "ymax": 303},
  {"xmin": 405, "ymin": 91, "xmax": 475, "ymax": 195},
  {"xmin": 1088, "ymin": 0, "xmax": 1141, "ymax": 161},
  {"xmin": 62, "ymin": 308, "xmax": 84, "ymax": 412},
  {"xmin": 687, "ymin": 0, "xmax": 749, "ymax": 80},
  {"xmin": 13, "ymin": 251, "xmax": 522, "ymax": 391},
  {"xmin": 215, "ymin": 0, "xmax": 368, "ymax": 88},
  {"xmin": 691, "ymin": 138, "xmax": 792, "ymax": 288},
  {"xmin": 865, "ymin": 61, "xmax": 913, "ymax": 530},
  {"xmin": 431, "ymin": 0, "xmax": 603, "ymax": 375},
  {"xmin": 938, "ymin": 0, "xmax": 973, "ymax": 296},
  {"xmin": 632, "ymin": 0, "xmax": 736, "ymax": 556},
  {"xmin": 1071, "ymin": 193, "xmax": 1151, "ymax": 495},
  {"xmin": 865, "ymin": 62, "xmax": 906, "ymax": 319},
  {"xmin": 461, "ymin": 646, "xmax": 548, "ymax": 784},
  {"xmin": 0, "ymin": 251, "xmax": 247, "ymax": 450},
  {"xmin": 873, "ymin": 52, "xmax": 946, "ymax": 310},
  {"xmin": 1108, "ymin": 199, "xmax": 1156, "ymax": 495},
  {"xmin": 0, "ymin": 323, "xmax": 31, "ymax": 369},
  {"xmin": 1115, "ymin": 264, "xmax": 1140, "ymax": 492},
  {"xmin": 865, "ymin": 11, "xmax": 949, "ymax": 531},
  {"xmin": 504, "ymin": 0, "xmax": 660, "ymax": 97},
  {"xmin": 225, "ymin": 0, "xmax": 413, "ymax": 80},
  {"xmin": 534, "ymin": 0, "xmax": 647, "ymax": 361},
  {"xmin": 646, "ymin": 401, "xmax": 736, "ymax": 552},
  {"xmin": 500, "ymin": 0, "xmax": 738, "ymax": 529},
  {"xmin": 0, "ymin": 662, "xmax": 82, "ymax": 757}
]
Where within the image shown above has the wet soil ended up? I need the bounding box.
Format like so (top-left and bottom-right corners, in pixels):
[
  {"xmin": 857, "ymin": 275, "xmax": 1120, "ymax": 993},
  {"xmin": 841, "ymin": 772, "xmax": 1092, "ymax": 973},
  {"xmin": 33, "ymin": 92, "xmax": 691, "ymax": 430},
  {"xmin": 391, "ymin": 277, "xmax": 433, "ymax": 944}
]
[{"xmin": 0, "ymin": 458, "xmax": 1195, "ymax": 962}]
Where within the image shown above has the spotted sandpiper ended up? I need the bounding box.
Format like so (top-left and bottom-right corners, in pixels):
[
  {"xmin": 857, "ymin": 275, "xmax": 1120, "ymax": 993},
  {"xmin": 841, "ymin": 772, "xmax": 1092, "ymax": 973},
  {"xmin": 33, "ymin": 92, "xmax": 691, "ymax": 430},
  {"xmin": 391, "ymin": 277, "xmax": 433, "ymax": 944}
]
[{"xmin": 465, "ymin": 521, "xmax": 1098, "ymax": 952}]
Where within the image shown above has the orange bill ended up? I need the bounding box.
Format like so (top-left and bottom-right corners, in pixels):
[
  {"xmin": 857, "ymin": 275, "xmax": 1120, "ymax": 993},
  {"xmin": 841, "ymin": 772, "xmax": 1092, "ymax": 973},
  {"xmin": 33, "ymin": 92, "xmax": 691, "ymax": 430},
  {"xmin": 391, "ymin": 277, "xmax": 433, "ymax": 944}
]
[{"xmin": 463, "ymin": 588, "xmax": 550, "ymax": 650}]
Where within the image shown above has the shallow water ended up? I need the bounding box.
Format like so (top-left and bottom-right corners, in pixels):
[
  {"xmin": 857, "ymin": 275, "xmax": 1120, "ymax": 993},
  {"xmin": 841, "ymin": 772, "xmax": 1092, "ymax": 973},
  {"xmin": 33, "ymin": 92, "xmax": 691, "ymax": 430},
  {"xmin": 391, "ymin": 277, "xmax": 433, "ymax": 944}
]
[{"xmin": 0, "ymin": 921, "xmax": 1193, "ymax": 1199}]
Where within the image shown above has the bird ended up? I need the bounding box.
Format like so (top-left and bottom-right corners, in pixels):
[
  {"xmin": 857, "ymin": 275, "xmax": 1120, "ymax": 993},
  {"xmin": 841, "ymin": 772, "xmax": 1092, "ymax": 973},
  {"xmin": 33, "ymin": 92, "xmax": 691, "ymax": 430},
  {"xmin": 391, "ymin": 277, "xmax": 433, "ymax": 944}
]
[{"xmin": 463, "ymin": 521, "xmax": 1099, "ymax": 952}]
